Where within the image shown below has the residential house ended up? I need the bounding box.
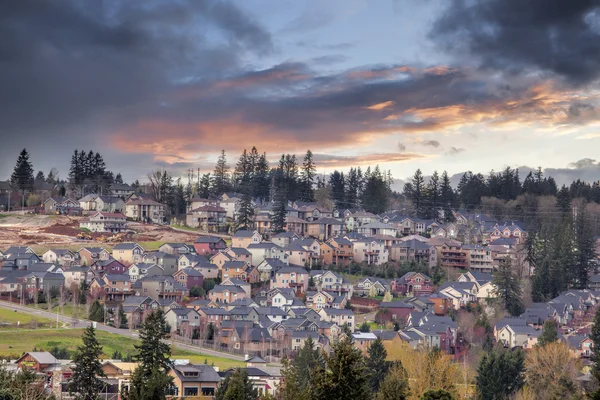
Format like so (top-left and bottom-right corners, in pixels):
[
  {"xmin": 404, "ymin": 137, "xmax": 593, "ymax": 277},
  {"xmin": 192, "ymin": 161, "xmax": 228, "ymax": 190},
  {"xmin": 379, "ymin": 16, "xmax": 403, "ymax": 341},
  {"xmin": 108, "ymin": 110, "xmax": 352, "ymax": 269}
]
[
  {"xmin": 168, "ymin": 363, "xmax": 221, "ymax": 398},
  {"xmin": 219, "ymin": 196, "xmax": 242, "ymax": 219},
  {"xmin": 91, "ymin": 274, "xmax": 134, "ymax": 303},
  {"xmin": 223, "ymin": 247, "xmax": 253, "ymax": 266},
  {"xmin": 221, "ymin": 261, "xmax": 249, "ymax": 280},
  {"xmin": 136, "ymin": 276, "xmax": 189, "ymax": 302},
  {"xmin": 186, "ymin": 205, "xmax": 227, "ymax": 231},
  {"xmin": 435, "ymin": 241, "xmax": 468, "ymax": 271},
  {"xmin": 352, "ymin": 238, "xmax": 388, "ymax": 265},
  {"xmin": 283, "ymin": 242, "xmax": 312, "ymax": 267},
  {"xmin": 458, "ymin": 271, "xmax": 497, "ymax": 300},
  {"xmin": 378, "ymin": 301, "xmax": 414, "ymax": 324},
  {"xmin": 78, "ymin": 247, "xmax": 110, "ymax": 266},
  {"xmin": 3, "ymin": 253, "xmax": 41, "ymax": 270},
  {"xmin": 463, "ymin": 244, "xmax": 494, "ymax": 273},
  {"xmin": 436, "ymin": 282, "xmax": 478, "ymax": 309},
  {"xmin": 344, "ymin": 211, "xmax": 378, "ymax": 231},
  {"xmin": 390, "ymin": 240, "xmax": 437, "ymax": 267},
  {"xmin": 354, "ymin": 277, "xmax": 390, "ymax": 296},
  {"xmin": 79, "ymin": 212, "xmax": 127, "ymax": 233},
  {"xmin": 159, "ymin": 243, "xmax": 194, "ymax": 255},
  {"xmin": 392, "ymin": 272, "xmax": 434, "ymax": 297},
  {"xmin": 197, "ymin": 307, "xmax": 230, "ymax": 328},
  {"xmin": 496, "ymin": 323, "xmax": 540, "ymax": 349},
  {"xmin": 319, "ymin": 308, "xmax": 355, "ymax": 331},
  {"xmin": 305, "ymin": 290, "xmax": 347, "ymax": 310},
  {"xmin": 109, "ymin": 183, "xmax": 135, "ymax": 197},
  {"xmin": 42, "ymin": 249, "xmax": 78, "ymax": 267},
  {"xmin": 101, "ymin": 361, "xmax": 138, "ymax": 394},
  {"xmin": 222, "ymin": 278, "xmax": 251, "ymax": 297},
  {"xmin": 313, "ymin": 270, "xmax": 353, "ymax": 297},
  {"xmin": 43, "ymin": 197, "xmax": 79, "ymax": 214},
  {"xmin": 356, "ymin": 221, "xmax": 397, "ymax": 237},
  {"xmin": 297, "ymin": 238, "xmax": 323, "ymax": 266},
  {"xmin": 257, "ymin": 258, "xmax": 287, "ymax": 282},
  {"xmin": 178, "ymin": 253, "xmax": 211, "ymax": 270},
  {"xmin": 165, "ymin": 308, "xmax": 201, "ymax": 335},
  {"xmin": 270, "ymin": 266, "xmax": 309, "ymax": 295},
  {"xmin": 564, "ymin": 334, "xmax": 593, "ymax": 358},
  {"xmin": 307, "ymin": 218, "xmax": 344, "ymax": 241},
  {"xmin": 63, "ymin": 266, "xmax": 91, "ymax": 288},
  {"xmin": 94, "ymin": 196, "xmax": 125, "ymax": 213},
  {"xmin": 284, "ymin": 216, "xmax": 309, "ymax": 237},
  {"xmin": 209, "ymin": 285, "xmax": 247, "ymax": 304},
  {"xmin": 321, "ymin": 237, "xmax": 354, "ymax": 267},
  {"xmin": 193, "ymin": 236, "xmax": 227, "ymax": 256},
  {"xmin": 272, "ymin": 232, "xmax": 300, "ymax": 248},
  {"xmin": 125, "ymin": 197, "xmax": 166, "ymax": 223},
  {"xmin": 173, "ymin": 268, "xmax": 204, "ymax": 290},
  {"xmin": 90, "ymin": 258, "xmax": 127, "ymax": 277},
  {"xmin": 247, "ymin": 242, "xmax": 288, "ymax": 267},
  {"xmin": 210, "ymin": 251, "xmax": 235, "ymax": 270},
  {"xmin": 231, "ymin": 230, "xmax": 263, "ymax": 248},
  {"xmin": 143, "ymin": 251, "xmax": 178, "ymax": 276},
  {"xmin": 112, "ymin": 243, "xmax": 145, "ymax": 265},
  {"xmin": 127, "ymin": 263, "xmax": 163, "ymax": 282},
  {"xmin": 352, "ymin": 332, "xmax": 378, "ymax": 354}
]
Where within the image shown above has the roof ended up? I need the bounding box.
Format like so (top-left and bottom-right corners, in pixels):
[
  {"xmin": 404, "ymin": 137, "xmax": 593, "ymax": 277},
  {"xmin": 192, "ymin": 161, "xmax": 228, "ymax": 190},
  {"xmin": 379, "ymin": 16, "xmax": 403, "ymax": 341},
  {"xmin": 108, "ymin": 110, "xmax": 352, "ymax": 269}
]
[
  {"xmin": 359, "ymin": 222, "xmax": 395, "ymax": 229},
  {"xmin": 276, "ymin": 266, "xmax": 308, "ymax": 274},
  {"xmin": 190, "ymin": 205, "xmax": 226, "ymax": 213},
  {"xmin": 171, "ymin": 364, "xmax": 221, "ymax": 383},
  {"xmin": 194, "ymin": 236, "xmax": 225, "ymax": 244},
  {"xmin": 179, "ymin": 268, "xmax": 204, "ymax": 277},
  {"xmin": 113, "ymin": 243, "xmax": 142, "ymax": 250},
  {"xmin": 126, "ymin": 198, "xmax": 165, "ymax": 206},
  {"xmin": 380, "ymin": 301, "xmax": 414, "ymax": 309},
  {"xmin": 105, "ymin": 274, "xmax": 130, "ymax": 282},
  {"xmin": 393, "ymin": 239, "xmax": 433, "ymax": 250},
  {"xmin": 313, "ymin": 217, "xmax": 344, "ymax": 225},
  {"xmin": 228, "ymin": 247, "xmax": 252, "ymax": 256},
  {"xmin": 211, "ymin": 284, "xmax": 245, "ymax": 294},
  {"xmin": 320, "ymin": 308, "xmax": 354, "ymax": 316},
  {"xmin": 233, "ymin": 230, "xmax": 258, "ymax": 238},
  {"xmin": 21, "ymin": 352, "xmax": 59, "ymax": 365},
  {"xmin": 247, "ymin": 242, "xmax": 281, "ymax": 250}
]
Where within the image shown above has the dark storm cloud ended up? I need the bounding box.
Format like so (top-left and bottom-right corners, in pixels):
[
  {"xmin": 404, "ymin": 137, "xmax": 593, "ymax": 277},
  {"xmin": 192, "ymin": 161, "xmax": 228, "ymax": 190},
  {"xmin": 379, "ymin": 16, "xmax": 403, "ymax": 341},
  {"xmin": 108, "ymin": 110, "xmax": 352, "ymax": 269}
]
[
  {"xmin": 0, "ymin": 0, "xmax": 273, "ymax": 179},
  {"xmin": 431, "ymin": 0, "xmax": 600, "ymax": 84}
]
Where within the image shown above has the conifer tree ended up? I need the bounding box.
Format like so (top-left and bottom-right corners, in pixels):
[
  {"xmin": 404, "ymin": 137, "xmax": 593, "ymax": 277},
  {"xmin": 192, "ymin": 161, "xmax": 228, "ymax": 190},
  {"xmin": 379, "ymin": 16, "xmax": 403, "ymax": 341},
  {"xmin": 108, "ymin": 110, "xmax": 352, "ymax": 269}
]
[
  {"xmin": 537, "ymin": 319, "xmax": 558, "ymax": 346},
  {"xmin": 425, "ymin": 171, "xmax": 440, "ymax": 219},
  {"xmin": 68, "ymin": 325, "xmax": 106, "ymax": 400},
  {"xmin": 492, "ymin": 258, "xmax": 524, "ymax": 316},
  {"xmin": 376, "ymin": 362, "xmax": 410, "ymax": 400},
  {"xmin": 405, "ymin": 169, "xmax": 425, "ymax": 217},
  {"xmin": 215, "ymin": 369, "xmax": 258, "ymax": 400},
  {"xmin": 309, "ymin": 336, "xmax": 370, "ymax": 400},
  {"xmin": 11, "ymin": 148, "xmax": 34, "ymax": 208},
  {"xmin": 252, "ymin": 152, "xmax": 270, "ymax": 203},
  {"xmin": 126, "ymin": 309, "xmax": 172, "ymax": 400},
  {"xmin": 212, "ymin": 150, "xmax": 230, "ymax": 196},
  {"xmin": 300, "ymin": 150, "xmax": 316, "ymax": 202},
  {"xmin": 476, "ymin": 347, "xmax": 524, "ymax": 400},
  {"xmin": 590, "ymin": 308, "xmax": 600, "ymax": 398},
  {"xmin": 573, "ymin": 204, "xmax": 596, "ymax": 288},
  {"xmin": 440, "ymin": 171, "xmax": 454, "ymax": 221},
  {"xmin": 366, "ymin": 338, "xmax": 389, "ymax": 392}
]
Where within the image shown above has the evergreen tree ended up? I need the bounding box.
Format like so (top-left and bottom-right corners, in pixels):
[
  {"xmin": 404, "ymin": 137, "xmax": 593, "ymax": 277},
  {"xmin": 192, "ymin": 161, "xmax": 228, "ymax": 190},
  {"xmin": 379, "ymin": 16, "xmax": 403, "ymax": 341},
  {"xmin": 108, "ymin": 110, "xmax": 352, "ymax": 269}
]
[
  {"xmin": 475, "ymin": 347, "xmax": 525, "ymax": 400},
  {"xmin": 590, "ymin": 307, "xmax": 600, "ymax": 396},
  {"xmin": 345, "ymin": 168, "xmax": 361, "ymax": 210},
  {"xmin": 361, "ymin": 167, "xmax": 390, "ymax": 214},
  {"xmin": 118, "ymin": 304, "xmax": 128, "ymax": 329},
  {"xmin": 11, "ymin": 148, "xmax": 34, "ymax": 208},
  {"xmin": 309, "ymin": 336, "xmax": 370, "ymax": 400},
  {"xmin": 252, "ymin": 152, "xmax": 270, "ymax": 203},
  {"xmin": 405, "ymin": 169, "xmax": 425, "ymax": 217},
  {"xmin": 573, "ymin": 204, "xmax": 596, "ymax": 288},
  {"xmin": 237, "ymin": 189, "xmax": 254, "ymax": 230},
  {"xmin": 215, "ymin": 369, "xmax": 258, "ymax": 400},
  {"xmin": 329, "ymin": 170, "xmax": 346, "ymax": 209},
  {"xmin": 233, "ymin": 149, "xmax": 252, "ymax": 192},
  {"xmin": 492, "ymin": 258, "xmax": 524, "ymax": 316},
  {"xmin": 366, "ymin": 338, "xmax": 389, "ymax": 392},
  {"xmin": 68, "ymin": 325, "xmax": 106, "ymax": 400},
  {"xmin": 279, "ymin": 337, "xmax": 324, "ymax": 400},
  {"xmin": 425, "ymin": 171, "xmax": 440, "ymax": 219},
  {"xmin": 115, "ymin": 173, "xmax": 123, "ymax": 184},
  {"xmin": 270, "ymin": 196, "xmax": 287, "ymax": 234},
  {"xmin": 199, "ymin": 173, "xmax": 211, "ymax": 198},
  {"xmin": 88, "ymin": 300, "xmax": 104, "ymax": 322},
  {"xmin": 300, "ymin": 150, "xmax": 316, "ymax": 202},
  {"xmin": 212, "ymin": 150, "xmax": 231, "ymax": 196},
  {"xmin": 440, "ymin": 171, "xmax": 454, "ymax": 222},
  {"xmin": 35, "ymin": 171, "xmax": 45, "ymax": 182},
  {"xmin": 537, "ymin": 319, "xmax": 558, "ymax": 346},
  {"xmin": 376, "ymin": 362, "xmax": 410, "ymax": 400},
  {"xmin": 126, "ymin": 309, "xmax": 172, "ymax": 400}
]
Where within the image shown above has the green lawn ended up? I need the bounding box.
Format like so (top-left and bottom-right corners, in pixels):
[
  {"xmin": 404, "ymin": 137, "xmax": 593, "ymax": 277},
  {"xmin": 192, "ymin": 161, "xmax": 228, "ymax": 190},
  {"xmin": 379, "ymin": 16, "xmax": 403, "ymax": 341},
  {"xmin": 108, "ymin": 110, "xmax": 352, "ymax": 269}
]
[
  {"xmin": 138, "ymin": 241, "xmax": 165, "ymax": 251},
  {"xmin": 0, "ymin": 308, "xmax": 56, "ymax": 329},
  {"xmin": 0, "ymin": 328, "xmax": 244, "ymax": 368}
]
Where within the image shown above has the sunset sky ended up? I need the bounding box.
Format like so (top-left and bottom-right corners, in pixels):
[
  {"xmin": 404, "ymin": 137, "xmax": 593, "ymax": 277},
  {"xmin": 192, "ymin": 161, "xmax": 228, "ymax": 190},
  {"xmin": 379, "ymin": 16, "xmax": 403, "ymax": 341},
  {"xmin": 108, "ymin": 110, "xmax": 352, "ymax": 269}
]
[{"xmin": 2, "ymin": 0, "xmax": 600, "ymax": 187}]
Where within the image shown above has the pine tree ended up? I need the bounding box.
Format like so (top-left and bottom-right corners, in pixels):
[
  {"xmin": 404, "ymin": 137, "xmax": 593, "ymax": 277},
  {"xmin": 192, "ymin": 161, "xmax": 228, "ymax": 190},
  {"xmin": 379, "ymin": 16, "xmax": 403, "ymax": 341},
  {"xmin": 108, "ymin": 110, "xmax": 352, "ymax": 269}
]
[
  {"xmin": 329, "ymin": 170, "xmax": 346, "ymax": 209},
  {"xmin": 126, "ymin": 309, "xmax": 172, "ymax": 400},
  {"xmin": 406, "ymin": 169, "xmax": 425, "ymax": 217},
  {"xmin": 233, "ymin": 149, "xmax": 252, "ymax": 192},
  {"xmin": 68, "ymin": 325, "xmax": 106, "ymax": 400},
  {"xmin": 537, "ymin": 319, "xmax": 558, "ymax": 346},
  {"xmin": 199, "ymin": 173, "xmax": 211, "ymax": 198},
  {"xmin": 476, "ymin": 348, "xmax": 524, "ymax": 400},
  {"xmin": 118, "ymin": 304, "xmax": 128, "ymax": 329},
  {"xmin": 492, "ymin": 258, "xmax": 524, "ymax": 316},
  {"xmin": 345, "ymin": 168, "xmax": 360, "ymax": 210},
  {"xmin": 115, "ymin": 173, "xmax": 123, "ymax": 184},
  {"xmin": 212, "ymin": 150, "xmax": 230, "ymax": 196},
  {"xmin": 252, "ymin": 152, "xmax": 270, "ymax": 203},
  {"xmin": 237, "ymin": 189, "xmax": 254, "ymax": 230},
  {"xmin": 440, "ymin": 171, "xmax": 454, "ymax": 222},
  {"xmin": 270, "ymin": 196, "xmax": 287, "ymax": 234},
  {"xmin": 573, "ymin": 204, "xmax": 596, "ymax": 288},
  {"xmin": 11, "ymin": 148, "xmax": 34, "ymax": 208},
  {"xmin": 361, "ymin": 167, "xmax": 390, "ymax": 214},
  {"xmin": 88, "ymin": 300, "xmax": 104, "ymax": 322},
  {"xmin": 300, "ymin": 150, "xmax": 316, "ymax": 202},
  {"xmin": 215, "ymin": 369, "xmax": 258, "ymax": 400},
  {"xmin": 366, "ymin": 338, "xmax": 389, "ymax": 392},
  {"xmin": 309, "ymin": 336, "xmax": 370, "ymax": 400},
  {"xmin": 420, "ymin": 389, "xmax": 454, "ymax": 400},
  {"xmin": 425, "ymin": 171, "xmax": 440, "ymax": 219},
  {"xmin": 590, "ymin": 307, "xmax": 600, "ymax": 395}
]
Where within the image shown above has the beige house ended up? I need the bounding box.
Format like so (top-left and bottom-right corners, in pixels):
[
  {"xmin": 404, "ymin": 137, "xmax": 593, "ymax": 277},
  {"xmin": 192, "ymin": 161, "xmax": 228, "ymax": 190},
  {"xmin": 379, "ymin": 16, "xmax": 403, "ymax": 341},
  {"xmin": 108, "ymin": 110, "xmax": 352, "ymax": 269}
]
[
  {"xmin": 231, "ymin": 230, "xmax": 263, "ymax": 248},
  {"xmin": 125, "ymin": 197, "xmax": 166, "ymax": 223},
  {"xmin": 112, "ymin": 243, "xmax": 145, "ymax": 266},
  {"xmin": 270, "ymin": 266, "xmax": 309, "ymax": 294},
  {"xmin": 78, "ymin": 247, "xmax": 110, "ymax": 266},
  {"xmin": 80, "ymin": 212, "xmax": 127, "ymax": 233},
  {"xmin": 352, "ymin": 239, "xmax": 388, "ymax": 265},
  {"xmin": 496, "ymin": 324, "xmax": 540, "ymax": 349},
  {"xmin": 319, "ymin": 308, "xmax": 355, "ymax": 331}
]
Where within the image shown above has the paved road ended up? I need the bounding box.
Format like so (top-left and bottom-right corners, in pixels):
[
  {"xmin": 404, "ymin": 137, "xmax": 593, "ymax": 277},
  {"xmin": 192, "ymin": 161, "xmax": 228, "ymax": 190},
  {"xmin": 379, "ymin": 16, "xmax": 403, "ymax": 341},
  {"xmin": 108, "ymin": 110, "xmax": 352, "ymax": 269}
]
[{"xmin": 0, "ymin": 301, "xmax": 245, "ymax": 361}]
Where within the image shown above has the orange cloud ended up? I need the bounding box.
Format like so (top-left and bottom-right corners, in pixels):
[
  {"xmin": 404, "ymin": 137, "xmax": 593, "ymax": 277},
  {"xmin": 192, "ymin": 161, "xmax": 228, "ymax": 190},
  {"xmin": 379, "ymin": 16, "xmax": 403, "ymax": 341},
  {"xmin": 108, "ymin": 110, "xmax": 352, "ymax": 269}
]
[{"xmin": 366, "ymin": 101, "xmax": 395, "ymax": 110}]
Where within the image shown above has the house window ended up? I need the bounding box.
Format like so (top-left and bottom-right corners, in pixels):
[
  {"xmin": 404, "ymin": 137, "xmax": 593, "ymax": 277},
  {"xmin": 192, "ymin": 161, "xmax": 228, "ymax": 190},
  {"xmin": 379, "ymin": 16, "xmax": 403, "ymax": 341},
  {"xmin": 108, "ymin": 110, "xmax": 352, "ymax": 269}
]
[{"xmin": 184, "ymin": 387, "xmax": 199, "ymax": 396}]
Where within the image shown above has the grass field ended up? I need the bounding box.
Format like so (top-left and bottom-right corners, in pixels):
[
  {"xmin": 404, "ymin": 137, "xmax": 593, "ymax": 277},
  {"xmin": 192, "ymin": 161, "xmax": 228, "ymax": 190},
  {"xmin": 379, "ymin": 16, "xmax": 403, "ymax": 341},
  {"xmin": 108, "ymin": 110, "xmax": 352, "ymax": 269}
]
[
  {"xmin": 0, "ymin": 328, "xmax": 244, "ymax": 368},
  {"xmin": 27, "ymin": 303, "xmax": 88, "ymax": 319},
  {"xmin": 0, "ymin": 308, "xmax": 56, "ymax": 329}
]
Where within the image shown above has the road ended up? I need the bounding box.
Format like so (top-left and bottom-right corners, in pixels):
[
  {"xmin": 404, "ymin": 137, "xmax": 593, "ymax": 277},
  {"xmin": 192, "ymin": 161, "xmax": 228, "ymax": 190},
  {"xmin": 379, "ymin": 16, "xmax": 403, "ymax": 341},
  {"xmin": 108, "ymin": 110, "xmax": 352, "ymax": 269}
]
[{"xmin": 0, "ymin": 301, "xmax": 245, "ymax": 362}]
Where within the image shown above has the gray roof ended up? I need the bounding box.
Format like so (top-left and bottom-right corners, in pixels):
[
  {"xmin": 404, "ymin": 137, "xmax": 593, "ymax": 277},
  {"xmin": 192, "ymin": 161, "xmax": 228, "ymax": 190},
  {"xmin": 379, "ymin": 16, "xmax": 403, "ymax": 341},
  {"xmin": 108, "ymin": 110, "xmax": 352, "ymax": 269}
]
[
  {"xmin": 380, "ymin": 301, "xmax": 413, "ymax": 309},
  {"xmin": 233, "ymin": 230, "xmax": 257, "ymax": 238},
  {"xmin": 195, "ymin": 236, "xmax": 225, "ymax": 243},
  {"xmin": 211, "ymin": 284, "xmax": 245, "ymax": 294},
  {"xmin": 276, "ymin": 266, "xmax": 308, "ymax": 274},
  {"xmin": 171, "ymin": 364, "xmax": 221, "ymax": 383},
  {"xmin": 113, "ymin": 243, "xmax": 142, "ymax": 250},
  {"xmin": 24, "ymin": 352, "xmax": 59, "ymax": 365}
]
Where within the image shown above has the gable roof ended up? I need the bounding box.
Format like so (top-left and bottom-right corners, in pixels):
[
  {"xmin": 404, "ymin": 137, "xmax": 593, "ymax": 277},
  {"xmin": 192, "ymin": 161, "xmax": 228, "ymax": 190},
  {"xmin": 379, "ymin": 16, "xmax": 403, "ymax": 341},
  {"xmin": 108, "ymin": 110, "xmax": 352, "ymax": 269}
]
[{"xmin": 233, "ymin": 230, "xmax": 258, "ymax": 238}]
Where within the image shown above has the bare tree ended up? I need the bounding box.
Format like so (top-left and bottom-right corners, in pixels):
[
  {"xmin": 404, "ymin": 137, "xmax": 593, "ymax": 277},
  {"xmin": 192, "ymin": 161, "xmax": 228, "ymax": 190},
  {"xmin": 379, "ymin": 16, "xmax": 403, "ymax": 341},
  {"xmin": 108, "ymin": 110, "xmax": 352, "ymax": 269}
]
[
  {"xmin": 147, "ymin": 169, "xmax": 173, "ymax": 203},
  {"xmin": 46, "ymin": 289, "xmax": 52, "ymax": 313}
]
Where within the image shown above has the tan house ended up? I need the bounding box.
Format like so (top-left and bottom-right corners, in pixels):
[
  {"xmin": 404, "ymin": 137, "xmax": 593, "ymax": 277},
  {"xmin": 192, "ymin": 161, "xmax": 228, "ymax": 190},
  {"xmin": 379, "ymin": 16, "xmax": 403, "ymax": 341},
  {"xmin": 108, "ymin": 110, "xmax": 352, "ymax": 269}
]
[
  {"xmin": 231, "ymin": 230, "xmax": 263, "ymax": 248},
  {"xmin": 270, "ymin": 266, "xmax": 309, "ymax": 294},
  {"xmin": 102, "ymin": 361, "xmax": 138, "ymax": 395},
  {"xmin": 42, "ymin": 249, "xmax": 78, "ymax": 267},
  {"xmin": 125, "ymin": 196, "xmax": 166, "ymax": 223},
  {"xmin": 321, "ymin": 237, "xmax": 353, "ymax": 267},
  {"xmin": 168, "ymin": 363, "xmax": 221, "ymax": 398},
  {"xmin": 79, "ymin": 212, "xmax": 127, "ymax": 233},
  {"xmin": 208, "ymin": 284, "xmax": 247, "ymax": 304},
  {"xmin": 307, "ymin": 218, "xmax": 344, "ymax": 241},
  {"xmin": 63, "ymin": 266, "xmax": 91, "ymax": 288},
  {"xmin": 78, "ymin": 247, "xmax": 110, "ymax": 267},
  {"xmin": 112, "ymin": 243, "xmax": 145, "ymax": 266},
  {"xmin": 319, "ymin": 308, "xmax": 355, "ymax": 331}
]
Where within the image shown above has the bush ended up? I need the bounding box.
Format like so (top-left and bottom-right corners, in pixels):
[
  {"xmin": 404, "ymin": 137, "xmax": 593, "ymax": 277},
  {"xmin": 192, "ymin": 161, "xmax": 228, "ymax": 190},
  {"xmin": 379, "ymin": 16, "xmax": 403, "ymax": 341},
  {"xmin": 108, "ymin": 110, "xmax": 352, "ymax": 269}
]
[{"xmin": 26, "ymin": 194, "xmax": 41, "ymax": 207}]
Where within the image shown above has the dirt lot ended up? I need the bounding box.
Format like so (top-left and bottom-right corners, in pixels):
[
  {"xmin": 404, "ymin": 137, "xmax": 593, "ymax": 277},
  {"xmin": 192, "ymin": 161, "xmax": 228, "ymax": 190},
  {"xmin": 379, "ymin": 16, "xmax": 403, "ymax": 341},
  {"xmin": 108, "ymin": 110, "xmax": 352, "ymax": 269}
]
[{"xmin": 0, "ymin": 214, "xmax": 198, "ymax": 250}]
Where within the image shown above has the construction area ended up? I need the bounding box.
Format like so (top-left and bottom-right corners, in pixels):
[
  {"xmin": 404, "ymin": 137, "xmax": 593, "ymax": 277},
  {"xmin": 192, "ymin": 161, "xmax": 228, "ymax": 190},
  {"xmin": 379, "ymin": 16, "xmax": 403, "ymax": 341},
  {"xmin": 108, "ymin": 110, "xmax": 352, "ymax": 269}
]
[{"xmin": 0, "ymin": 214, "xmax": 200, "ymax": 250}]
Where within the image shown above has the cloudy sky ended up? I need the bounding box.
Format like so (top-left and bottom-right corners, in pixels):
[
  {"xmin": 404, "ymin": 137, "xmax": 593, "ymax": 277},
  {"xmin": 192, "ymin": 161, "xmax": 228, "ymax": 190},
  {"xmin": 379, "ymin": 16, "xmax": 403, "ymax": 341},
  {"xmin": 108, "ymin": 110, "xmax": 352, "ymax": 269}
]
[{"xmin": 2, "ymin": 0, "xmax": 600, "ymax": 187}]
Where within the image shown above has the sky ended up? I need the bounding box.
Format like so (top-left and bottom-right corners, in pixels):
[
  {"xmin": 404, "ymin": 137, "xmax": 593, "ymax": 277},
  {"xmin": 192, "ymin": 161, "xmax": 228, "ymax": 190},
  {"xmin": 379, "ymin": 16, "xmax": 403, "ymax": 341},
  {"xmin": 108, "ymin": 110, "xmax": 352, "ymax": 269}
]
[{"xmin": 1, "ymin": 0, "xmax": 600, "ymax": 188}]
